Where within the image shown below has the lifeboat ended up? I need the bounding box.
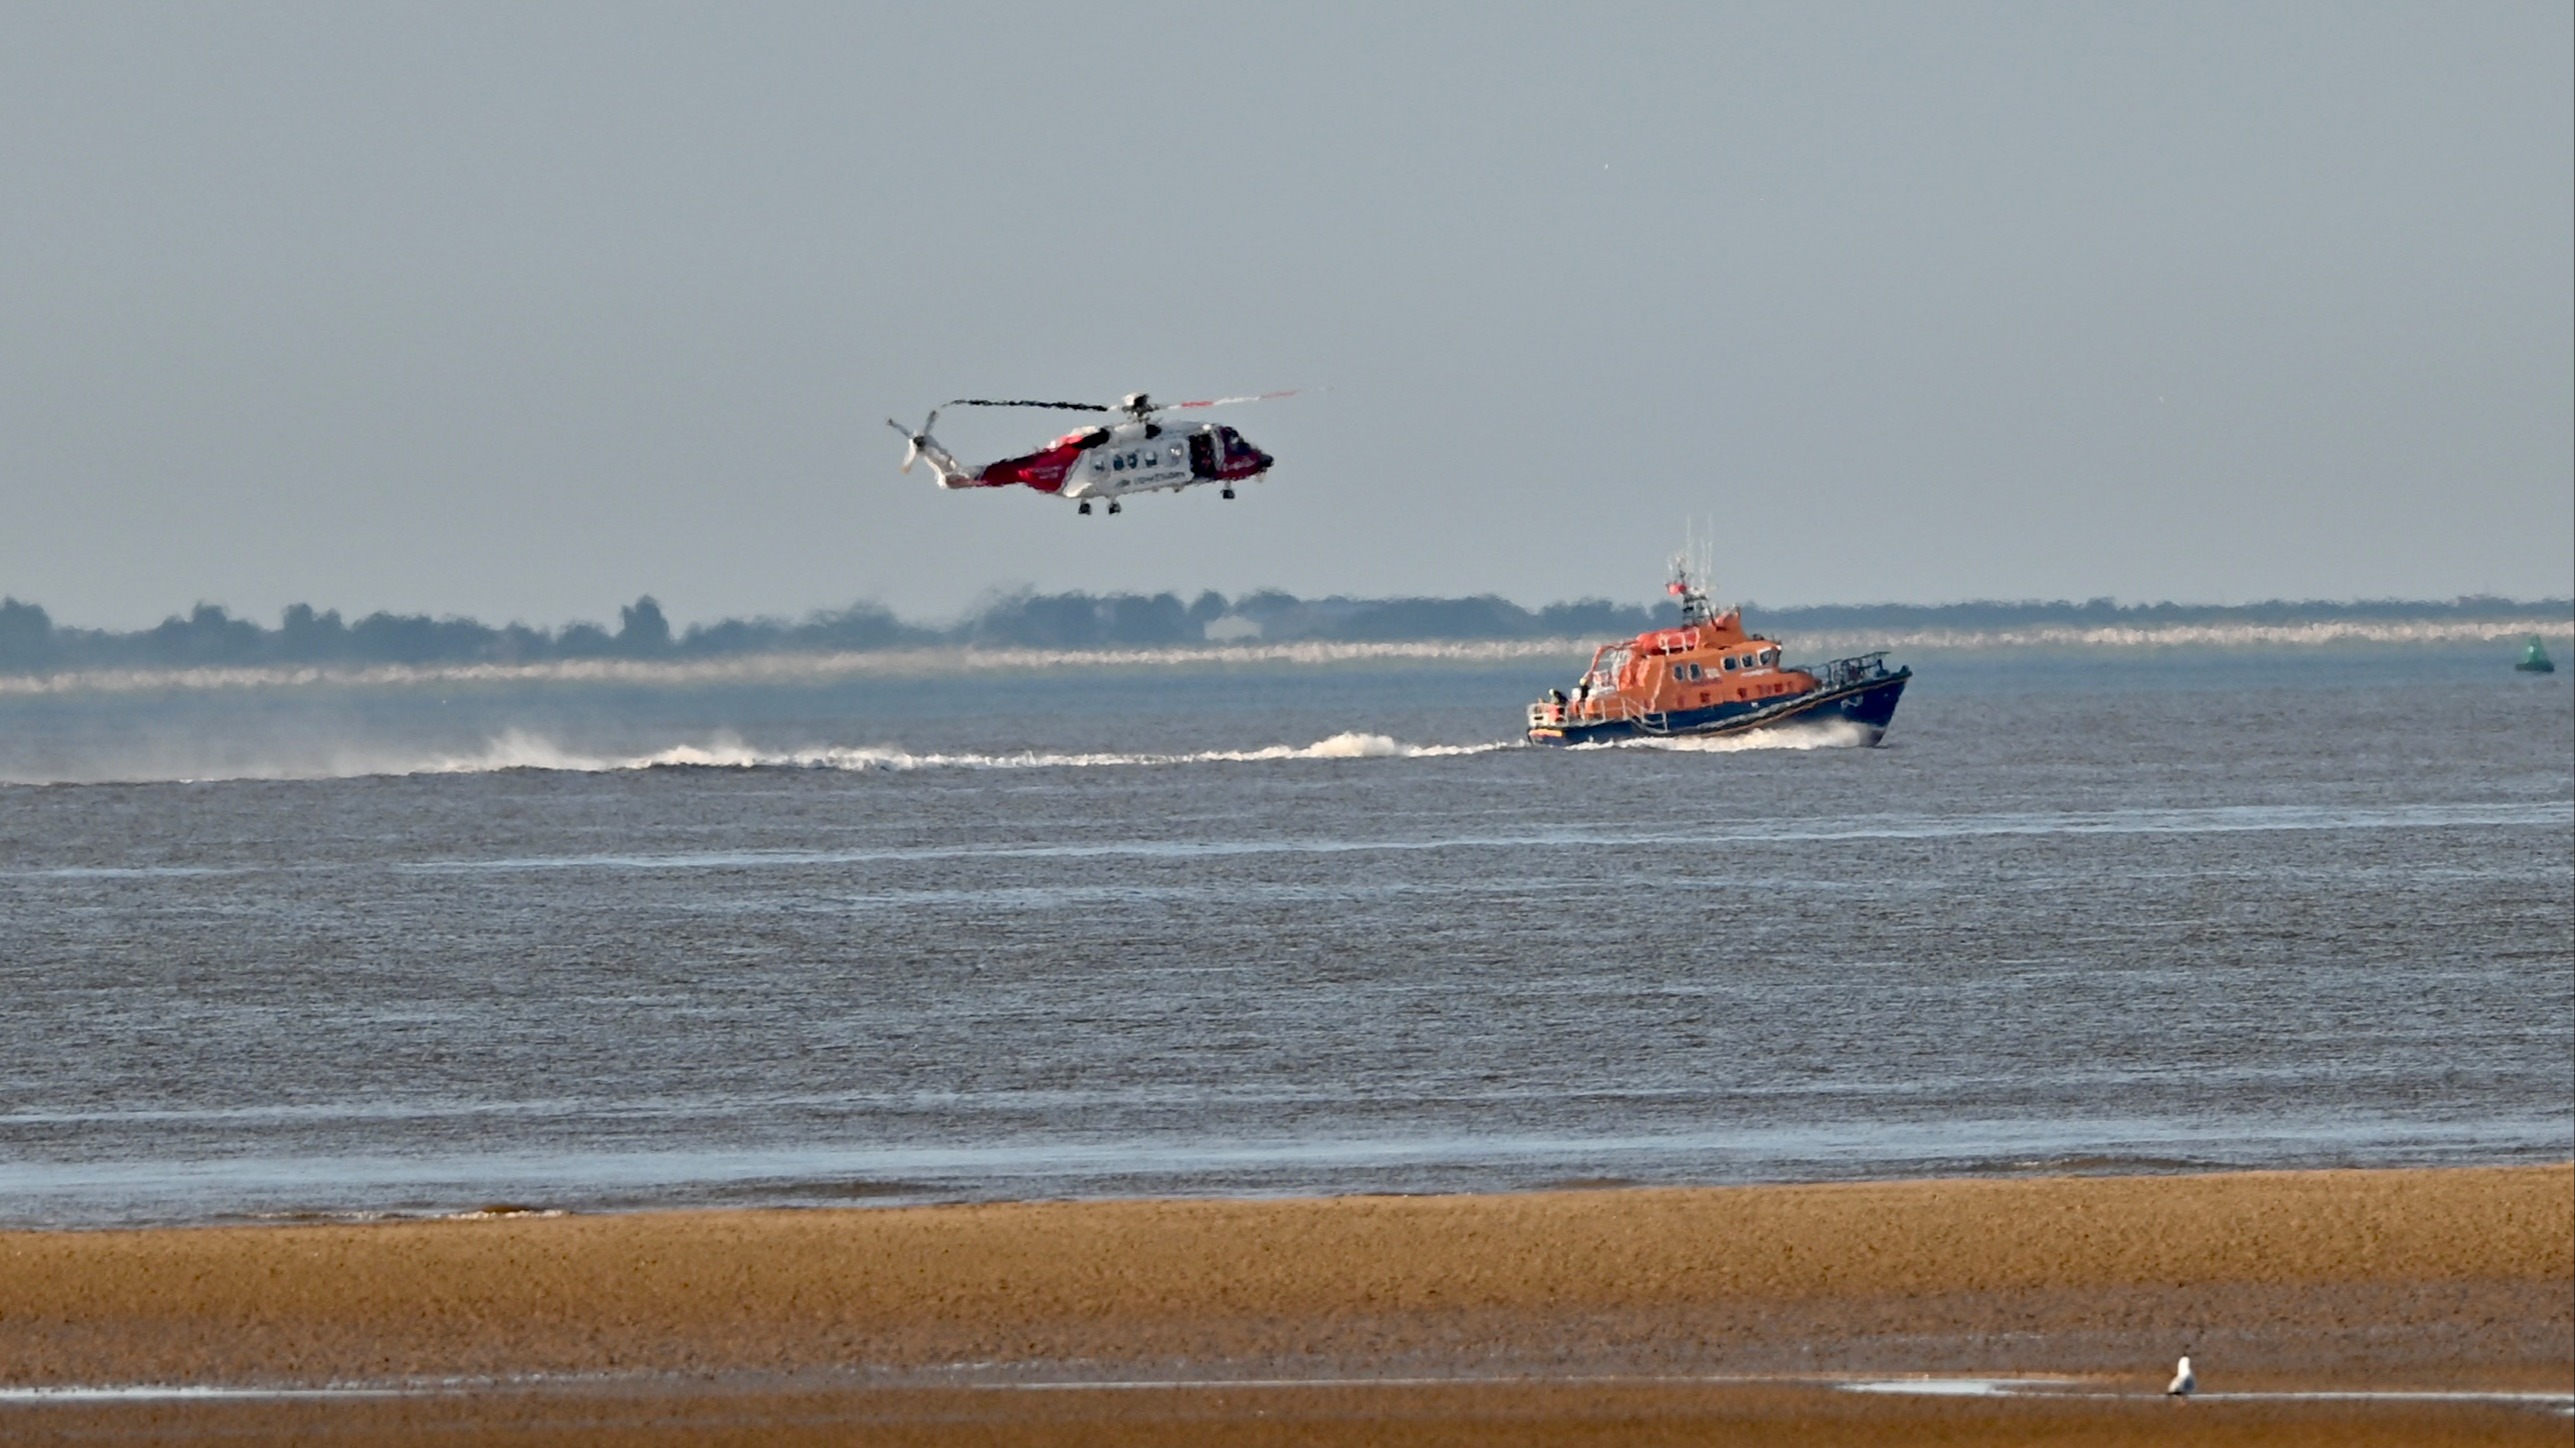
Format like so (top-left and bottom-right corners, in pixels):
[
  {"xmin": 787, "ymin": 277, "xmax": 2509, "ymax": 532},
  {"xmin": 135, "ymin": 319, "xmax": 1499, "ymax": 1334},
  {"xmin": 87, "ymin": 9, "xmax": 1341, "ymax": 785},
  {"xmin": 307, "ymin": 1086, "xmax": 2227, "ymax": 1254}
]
[{"xmin": 1526, "ymin": 559, "xmax": 1910, "ymax": 747}]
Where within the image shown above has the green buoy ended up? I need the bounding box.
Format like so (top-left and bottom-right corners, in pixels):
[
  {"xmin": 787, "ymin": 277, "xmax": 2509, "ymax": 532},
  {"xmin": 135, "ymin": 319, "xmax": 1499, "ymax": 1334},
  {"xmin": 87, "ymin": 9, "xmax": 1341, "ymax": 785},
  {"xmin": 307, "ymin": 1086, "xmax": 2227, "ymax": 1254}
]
[{"xmin": 2515, "ymin": 636, "xmax": 2555, "ymax": 673}]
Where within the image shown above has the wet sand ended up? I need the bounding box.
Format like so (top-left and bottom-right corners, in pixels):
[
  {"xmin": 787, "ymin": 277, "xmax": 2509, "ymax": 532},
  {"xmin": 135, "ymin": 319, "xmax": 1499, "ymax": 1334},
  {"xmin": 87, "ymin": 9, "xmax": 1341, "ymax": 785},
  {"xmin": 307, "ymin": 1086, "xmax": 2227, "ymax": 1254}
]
[{"xmin": 3, "ymin": 1165, "xmax": 2568, "ymax": 1444}]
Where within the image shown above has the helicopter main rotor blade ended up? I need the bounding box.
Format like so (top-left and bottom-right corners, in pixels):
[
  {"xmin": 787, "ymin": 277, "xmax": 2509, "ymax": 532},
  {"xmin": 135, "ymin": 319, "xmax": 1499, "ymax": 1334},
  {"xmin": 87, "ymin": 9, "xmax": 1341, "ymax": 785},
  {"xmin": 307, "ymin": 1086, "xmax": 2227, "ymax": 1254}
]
[
  {"xmin": 942, "ymin": 398, "xmax": 1111, "ymax": 412},
  {"xmin": 1163, "ymin": 389, "xmax": 1305, "ymax": 411}
]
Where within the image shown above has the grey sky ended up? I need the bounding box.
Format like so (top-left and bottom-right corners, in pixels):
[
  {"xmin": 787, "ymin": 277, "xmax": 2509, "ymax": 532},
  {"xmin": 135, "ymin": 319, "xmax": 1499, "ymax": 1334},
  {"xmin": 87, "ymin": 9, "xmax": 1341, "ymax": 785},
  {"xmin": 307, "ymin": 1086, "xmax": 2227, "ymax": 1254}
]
[{"xmin": 3, "ymin": 2, "xmax": 2568, "ymax": 629}]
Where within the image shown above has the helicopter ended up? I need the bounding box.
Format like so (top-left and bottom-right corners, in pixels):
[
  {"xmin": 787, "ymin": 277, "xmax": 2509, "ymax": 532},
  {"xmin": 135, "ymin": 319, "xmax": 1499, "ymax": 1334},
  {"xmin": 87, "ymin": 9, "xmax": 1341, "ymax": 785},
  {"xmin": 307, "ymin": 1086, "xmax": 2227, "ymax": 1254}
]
[{"xmin": 886, "ymin": 391, "xmax": 1293, "ymax": 515}]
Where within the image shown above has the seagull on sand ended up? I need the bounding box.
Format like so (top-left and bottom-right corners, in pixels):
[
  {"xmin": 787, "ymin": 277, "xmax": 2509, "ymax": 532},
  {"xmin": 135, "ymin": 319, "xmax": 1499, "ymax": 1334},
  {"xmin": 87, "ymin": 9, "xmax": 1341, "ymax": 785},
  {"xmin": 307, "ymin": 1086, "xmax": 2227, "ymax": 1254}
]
[{"xmin": 2167, "ymin": 1355, "xmax": 2196, "ymax": 1398}]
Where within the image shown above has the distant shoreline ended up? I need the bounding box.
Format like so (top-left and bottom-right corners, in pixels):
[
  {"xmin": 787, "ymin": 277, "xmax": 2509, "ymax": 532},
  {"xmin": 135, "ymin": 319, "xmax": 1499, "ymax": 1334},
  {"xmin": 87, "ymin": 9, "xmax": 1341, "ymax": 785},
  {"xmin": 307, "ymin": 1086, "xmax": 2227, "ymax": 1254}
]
[
  {"xmin": 1, "ymin": 615, "xmax": 2568, "ymax": 697},
  {"xmin": 6, "ymin": 590, "xmax": 2570, "ymax": 683}
]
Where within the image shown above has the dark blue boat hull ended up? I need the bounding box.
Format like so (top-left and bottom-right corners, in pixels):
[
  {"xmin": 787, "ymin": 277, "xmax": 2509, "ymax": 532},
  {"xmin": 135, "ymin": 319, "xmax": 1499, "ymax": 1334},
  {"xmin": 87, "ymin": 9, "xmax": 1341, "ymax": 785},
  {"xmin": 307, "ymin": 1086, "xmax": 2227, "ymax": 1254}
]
[{"xmin": 1528, "ymin": 668, "xmax": 1911, "ymax": 748}]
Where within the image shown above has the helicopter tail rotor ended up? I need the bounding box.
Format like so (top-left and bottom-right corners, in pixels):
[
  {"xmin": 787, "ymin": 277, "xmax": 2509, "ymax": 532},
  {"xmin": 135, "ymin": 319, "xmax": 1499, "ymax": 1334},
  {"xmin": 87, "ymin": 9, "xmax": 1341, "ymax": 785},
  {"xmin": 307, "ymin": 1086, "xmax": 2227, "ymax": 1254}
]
[
  {"xmin": 886, "ymin": 411, "xmax": 933, "ymax": 473},
  {"xmin": 887, "ymin": 409, "xmax": 945, "ymax": 475}
]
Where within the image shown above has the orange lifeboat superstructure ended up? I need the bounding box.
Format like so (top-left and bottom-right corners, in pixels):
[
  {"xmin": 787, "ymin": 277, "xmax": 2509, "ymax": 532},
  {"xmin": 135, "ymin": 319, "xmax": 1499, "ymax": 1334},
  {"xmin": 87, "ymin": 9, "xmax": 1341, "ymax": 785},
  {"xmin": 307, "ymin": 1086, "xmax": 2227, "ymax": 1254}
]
[{"xmin": 1525, "ymin": 561, "xmax": 1909, "ymax": 747}]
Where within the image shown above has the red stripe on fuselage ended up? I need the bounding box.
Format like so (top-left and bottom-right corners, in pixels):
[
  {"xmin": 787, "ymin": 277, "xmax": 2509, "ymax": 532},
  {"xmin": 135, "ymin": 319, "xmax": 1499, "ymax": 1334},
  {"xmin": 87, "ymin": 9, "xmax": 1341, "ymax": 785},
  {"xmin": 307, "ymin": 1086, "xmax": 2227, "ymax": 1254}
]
[{"xmin": 972, "ymin": 442, "xmax": 1082, "ymax": 494}]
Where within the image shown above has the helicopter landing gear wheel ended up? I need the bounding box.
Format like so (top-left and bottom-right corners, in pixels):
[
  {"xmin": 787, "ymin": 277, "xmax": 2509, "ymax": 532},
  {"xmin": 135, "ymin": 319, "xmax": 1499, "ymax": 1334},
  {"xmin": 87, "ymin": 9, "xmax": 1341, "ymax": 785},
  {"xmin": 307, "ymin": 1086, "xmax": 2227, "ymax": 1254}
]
[
  {"xmin": 1221, "ymin": 487, "xmax": 1236, "ymax": 500},
  {"xmin": 1077, "ymin": 501, "xmax": 1092, "ymax": 515},
  {"xmin": 1106, "ymin": 501, "xmax": 1122, "ymax": 515}
]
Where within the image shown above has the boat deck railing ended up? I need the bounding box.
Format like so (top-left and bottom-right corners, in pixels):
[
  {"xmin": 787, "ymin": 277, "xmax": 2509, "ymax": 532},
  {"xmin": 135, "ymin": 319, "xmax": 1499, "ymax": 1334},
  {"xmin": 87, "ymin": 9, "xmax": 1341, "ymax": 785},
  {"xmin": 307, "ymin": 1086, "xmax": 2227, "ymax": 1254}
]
[{"xmin": 1528, "ymin": 694, "xmax": 1646, "ymax": 730}]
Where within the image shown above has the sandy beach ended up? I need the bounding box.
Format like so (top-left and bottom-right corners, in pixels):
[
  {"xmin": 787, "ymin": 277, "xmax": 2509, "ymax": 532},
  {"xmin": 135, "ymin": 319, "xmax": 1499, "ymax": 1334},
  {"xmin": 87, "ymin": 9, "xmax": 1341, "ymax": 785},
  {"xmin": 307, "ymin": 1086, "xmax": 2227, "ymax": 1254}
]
[{"xmin": 3, "ymin": 1165, "xmax": 2568, "ymax": 1443}]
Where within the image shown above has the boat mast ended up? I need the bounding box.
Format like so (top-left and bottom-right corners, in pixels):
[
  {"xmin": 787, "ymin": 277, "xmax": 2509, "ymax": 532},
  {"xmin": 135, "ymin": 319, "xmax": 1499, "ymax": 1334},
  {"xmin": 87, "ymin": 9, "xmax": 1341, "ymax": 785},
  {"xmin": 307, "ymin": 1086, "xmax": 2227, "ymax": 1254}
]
[{"xmin": 1668, "ymin": 523, "xmax": 1718, "ymax": 627}]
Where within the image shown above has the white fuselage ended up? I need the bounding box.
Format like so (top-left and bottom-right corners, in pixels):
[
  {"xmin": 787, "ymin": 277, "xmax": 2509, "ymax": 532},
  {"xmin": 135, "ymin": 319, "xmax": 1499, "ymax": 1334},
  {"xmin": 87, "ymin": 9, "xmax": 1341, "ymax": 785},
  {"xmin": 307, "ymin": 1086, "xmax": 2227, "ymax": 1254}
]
[{"xmin": 1062, "ymin": 422, "xmax": 1198, "ymax": 501}]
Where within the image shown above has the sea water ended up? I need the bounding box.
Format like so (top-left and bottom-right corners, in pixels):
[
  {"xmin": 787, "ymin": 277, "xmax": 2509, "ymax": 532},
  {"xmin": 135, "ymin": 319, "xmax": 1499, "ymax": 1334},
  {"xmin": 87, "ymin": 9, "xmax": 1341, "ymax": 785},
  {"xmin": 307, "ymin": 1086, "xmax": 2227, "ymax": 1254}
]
[{"xmin": 1, "ymin": 647, "xmax": 2567, "ymax": 1227}]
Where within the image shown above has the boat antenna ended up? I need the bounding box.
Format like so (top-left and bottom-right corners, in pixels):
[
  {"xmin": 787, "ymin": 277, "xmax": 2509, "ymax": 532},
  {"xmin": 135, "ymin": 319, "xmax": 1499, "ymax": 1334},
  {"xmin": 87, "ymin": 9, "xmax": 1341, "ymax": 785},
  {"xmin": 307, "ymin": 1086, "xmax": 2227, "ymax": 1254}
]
[{"xmin": 1667, "ymin": 518, "xmax": 1718, "ymax": 626}]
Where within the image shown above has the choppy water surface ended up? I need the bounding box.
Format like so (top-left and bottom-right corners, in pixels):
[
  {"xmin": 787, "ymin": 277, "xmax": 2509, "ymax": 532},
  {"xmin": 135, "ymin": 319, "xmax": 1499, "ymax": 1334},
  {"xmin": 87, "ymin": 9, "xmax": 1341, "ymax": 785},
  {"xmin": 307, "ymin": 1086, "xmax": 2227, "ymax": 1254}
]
[{"xmin": 2, "ymin": 649, "xmax": 2568, "ymax": 1226}]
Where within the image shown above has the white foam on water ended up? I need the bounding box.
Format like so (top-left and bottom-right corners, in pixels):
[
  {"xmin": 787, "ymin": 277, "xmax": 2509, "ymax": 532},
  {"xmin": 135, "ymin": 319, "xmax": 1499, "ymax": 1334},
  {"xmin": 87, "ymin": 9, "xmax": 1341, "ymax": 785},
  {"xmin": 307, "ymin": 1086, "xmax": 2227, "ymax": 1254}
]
[
  {"xmin": 317, "ymin": 729, "xmax": 1519, "ymax": 783},
  {"xmin": 1839, "ymin": 1378, "xmax": 2055, "ymax": 1396},
  {"xmin": 0, "ymin": 1385, "xmax": 407, "ymax": 1402},
  {"xmin": 1617, "ymin": 719, "xmax": 1876, "ymax": 753},
  {"xmin": 1838, "ymin": 1377, "xmax": 2575, "ymax": 1409}
]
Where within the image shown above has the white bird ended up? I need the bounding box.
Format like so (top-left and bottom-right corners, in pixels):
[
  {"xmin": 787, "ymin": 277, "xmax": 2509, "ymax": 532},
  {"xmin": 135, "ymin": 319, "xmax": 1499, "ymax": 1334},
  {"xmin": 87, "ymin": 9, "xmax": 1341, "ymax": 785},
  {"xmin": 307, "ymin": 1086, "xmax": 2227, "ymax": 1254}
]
[{"xmin": 2167, "ymin": 1355, "xmax": 2196, "ymax": 1397}]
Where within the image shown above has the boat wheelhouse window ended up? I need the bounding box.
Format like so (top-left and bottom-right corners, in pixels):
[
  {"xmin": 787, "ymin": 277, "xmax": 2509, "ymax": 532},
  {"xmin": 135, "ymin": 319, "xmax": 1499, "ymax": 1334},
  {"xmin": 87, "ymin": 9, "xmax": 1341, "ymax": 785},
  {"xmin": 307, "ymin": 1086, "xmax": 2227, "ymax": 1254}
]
[
  {"xmin": 1759, "ymin": 648, "xmax": 1777, "ymax": 665},
  {"xmin": 1723, "ymin": 656, "xmax": 1738, "ymax": 671}
]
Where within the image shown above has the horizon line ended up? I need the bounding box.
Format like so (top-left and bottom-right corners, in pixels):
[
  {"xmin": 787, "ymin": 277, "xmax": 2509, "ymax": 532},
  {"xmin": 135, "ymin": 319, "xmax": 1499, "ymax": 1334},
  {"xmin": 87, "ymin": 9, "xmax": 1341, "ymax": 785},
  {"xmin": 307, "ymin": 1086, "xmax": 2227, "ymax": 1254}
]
[{"xmin": 9, "ymin": 589, "xmax": 2574, "ymax": 636}]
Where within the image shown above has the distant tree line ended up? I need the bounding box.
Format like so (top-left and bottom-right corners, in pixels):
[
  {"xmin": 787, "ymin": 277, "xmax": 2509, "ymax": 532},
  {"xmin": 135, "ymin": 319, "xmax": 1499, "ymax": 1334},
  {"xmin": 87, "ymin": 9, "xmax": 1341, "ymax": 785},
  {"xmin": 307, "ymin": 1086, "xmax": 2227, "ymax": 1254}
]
[{"xmin": 0, "ymin": 590, "xmax": 2563, "ymax": 674}]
